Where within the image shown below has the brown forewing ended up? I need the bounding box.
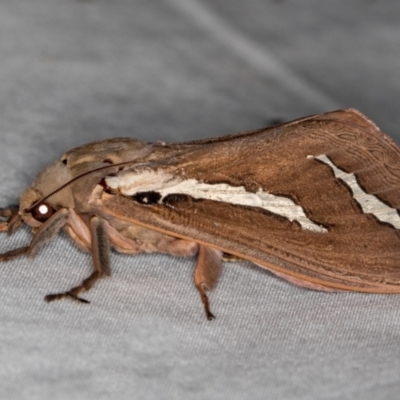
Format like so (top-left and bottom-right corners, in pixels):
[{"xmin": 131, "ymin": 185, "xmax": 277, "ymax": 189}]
[{"xmin": 98, "ymin": 109, "xmax": 400, "ymax": 292}]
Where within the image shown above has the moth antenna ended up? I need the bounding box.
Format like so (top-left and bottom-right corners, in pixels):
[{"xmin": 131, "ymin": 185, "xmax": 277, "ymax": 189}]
[{"xmin": 25, "ymin": 160, "xmax": 136, "ymax": 213}]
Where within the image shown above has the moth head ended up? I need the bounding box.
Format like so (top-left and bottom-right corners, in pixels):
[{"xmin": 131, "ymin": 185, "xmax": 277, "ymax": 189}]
[
  {"xmin": 19, "ymin": 160, "xmax": 75, "ymax": 228},
  {"xmin": 17, "ymin": 139, "xmax": 153, "ymax": 228}
]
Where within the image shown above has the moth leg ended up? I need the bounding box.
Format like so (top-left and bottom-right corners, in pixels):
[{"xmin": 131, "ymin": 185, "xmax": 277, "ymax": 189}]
[
  {"xmin": 64, "ymin": 208, "xmax": 92, "ymax": 251},
  {"xmin": 45, "ymin": 216, "xmax": 110, "ymax": 304},
  {"xmin": 194, "ymin": 245, "xmax": 223, "ymax": 320},
  {"xmin": 106, "ymin": 223, "xmax": 145, "ymax": 254},
  {"xmin": 0, "ymin": 246, "xmax": 30, "ymax": 261},
  {"xmin": 157, "ymin": 237, "xmax": 199, "ymax": 257},
  {"xmin": 28, "ymin": 208, "xmax": 70, "ymax": 257},
  {"xmin": 0, "ymin": 208, "xmax": 69, "ymax": 261},
  {"xmin": 0, "ymin": 206, "xmax": 23, "ymax": 235}
]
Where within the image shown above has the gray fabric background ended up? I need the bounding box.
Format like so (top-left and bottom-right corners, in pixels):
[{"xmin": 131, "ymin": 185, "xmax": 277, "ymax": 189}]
[{"xmin": 1, "ymin": 1, "xmax": 400, "ymax": 399}]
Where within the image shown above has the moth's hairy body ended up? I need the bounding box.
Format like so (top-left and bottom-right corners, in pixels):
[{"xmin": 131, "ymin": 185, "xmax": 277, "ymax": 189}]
[{"xmin": 2, "ymin": 109, "xmax": 400, "ymax": 319}]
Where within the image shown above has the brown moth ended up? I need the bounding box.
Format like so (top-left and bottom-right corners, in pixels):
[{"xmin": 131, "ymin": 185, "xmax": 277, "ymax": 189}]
[{"xmin": 1, "ymin": 108, "xmax": 400, "ymax": 320}]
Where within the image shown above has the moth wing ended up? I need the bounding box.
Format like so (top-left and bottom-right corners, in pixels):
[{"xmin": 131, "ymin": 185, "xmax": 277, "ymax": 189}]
[{"xmin": 100, "ymin": 109, "xmax": 400, "ymax": 292}]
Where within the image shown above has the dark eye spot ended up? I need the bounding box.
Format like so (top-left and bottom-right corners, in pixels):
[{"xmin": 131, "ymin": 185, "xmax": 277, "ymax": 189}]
[
  {"xmin": 61, "ymin": 158, "xmax": 67, "ymax": 165},
  {"xmin": 131, "ymin": 191, "xmax": 161, "ymax": 205},
  {"xmin": 103, "ymin": 158, "xmax": 114, "ymax": 164},
  {"xmin": 30, "ymin": 202, "xmax": 56, "ymax": 222}
]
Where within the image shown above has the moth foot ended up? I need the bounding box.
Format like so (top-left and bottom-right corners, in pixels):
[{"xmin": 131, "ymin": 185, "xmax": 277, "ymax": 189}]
[
  {"xmin": 45, "ymin": 292, "xmax": 90, "ymax": 304},
  {"xmin": 206, "ymin": 311, "xmax": 216, "ymax": 320},
  {"xmin": 196, "ymin": 282, "xmax": 216, "ymax": 321}
]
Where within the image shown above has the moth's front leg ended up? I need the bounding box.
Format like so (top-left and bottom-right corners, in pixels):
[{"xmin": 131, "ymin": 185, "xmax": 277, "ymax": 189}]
[
  {"xmin": 1, "ymin": 207, "xmax": 70, "ymax": 262},
  {"xmin": 0, "ymin": 206, "xmax": 21, "ymax": 234},
  {"xmin": 0, "ymin": 207, "xmax": 29, "ymax": 261},
  {"xmin": 45, "ymin": 216, "xmax": 110, "ymax": 304}
]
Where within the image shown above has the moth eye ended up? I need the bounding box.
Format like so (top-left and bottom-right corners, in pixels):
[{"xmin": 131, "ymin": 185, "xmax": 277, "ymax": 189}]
[
  {"xmin": 30, "ymin": 202, "xmax": 56, "ymax": 222},
  {"xmin": 61, "ymin": 158, "xmax": 67, "ymax": 165}
]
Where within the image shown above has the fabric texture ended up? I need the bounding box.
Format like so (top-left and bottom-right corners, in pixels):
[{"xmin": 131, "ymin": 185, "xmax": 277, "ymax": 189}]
[{"xmin": 1, "ymin": 1, "xmax": 400, "ymax": 399}]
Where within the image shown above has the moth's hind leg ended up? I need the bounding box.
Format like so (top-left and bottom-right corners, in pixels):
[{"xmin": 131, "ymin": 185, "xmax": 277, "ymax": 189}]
[
  {"xmin": 45, "ymin": 216, "xmax": 110, "ymax": 304},
  {"xmin": 194, "ymin": 245, "xmax": 223, "ymax": 320}
]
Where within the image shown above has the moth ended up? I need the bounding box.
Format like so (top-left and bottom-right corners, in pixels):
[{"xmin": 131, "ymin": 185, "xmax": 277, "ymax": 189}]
[{"xmin": 1, "ymin": 108, "xmax": 400, "ymax": 320}]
